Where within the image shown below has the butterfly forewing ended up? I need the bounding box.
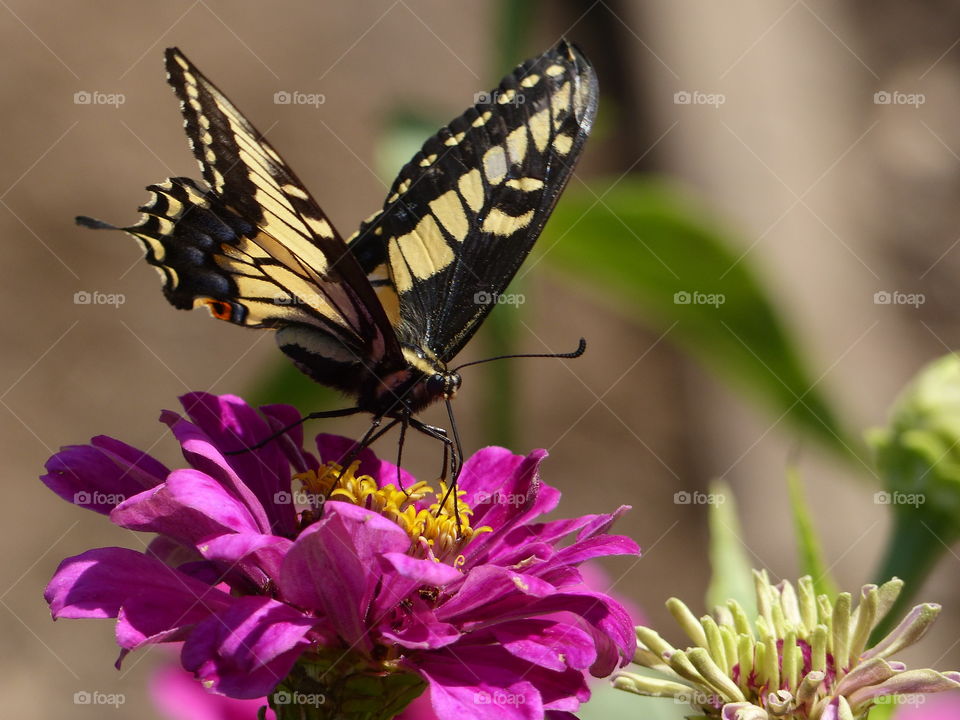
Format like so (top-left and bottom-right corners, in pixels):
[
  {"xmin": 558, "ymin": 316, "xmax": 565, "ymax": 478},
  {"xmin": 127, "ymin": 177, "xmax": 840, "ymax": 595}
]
[{"xmin": 347, "ymin": 40, "xmax": 598, "ymax": 363}]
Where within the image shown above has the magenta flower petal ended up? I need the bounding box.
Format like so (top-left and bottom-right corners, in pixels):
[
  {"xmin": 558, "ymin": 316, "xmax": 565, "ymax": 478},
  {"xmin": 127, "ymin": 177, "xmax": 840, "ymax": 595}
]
[
  {"xmin": 179, "ymin": 393, "xmax": 297, "ymax": 533},
  {"xmin": 374, "ymin": 552, "xmax": 462, "ymax": 617},
  {"xmin": 43, "ymin": 393, "xmax": 640, "ymax": 718},
  {"xmin": 41, "ymin": 436, "xmax": 169, "ymax": 514},
  {"xmin": 182, "ymin": 595, "xmax": 316, "ymax": 699},
  {"xmin": 380, "ymin": 605, "xmax": 462, "ymax": 651},
  {"xmin": 200, "ymin": 533, "xmax": 292, "ymax": 582},
  {"xmin": 416, "ymin": 649, "xmax": 544, "ymax": 720},
  {"xmin": 416, "ymin": 644, "xmax": 590, "ymax": 719},
  {"xmin": 491, "ymin": 620, "xmax": 597, "ymax": 672},
  {"xmin": 438, "ymin": 565, "xmax": 557, "ymax": 624},
  {"xmin": 530, "ymin": 532, "xmax": 639, "ymax": 577},
  {"xmin": 111, "ymin": 469, "xmax": 262, "ymax": 544},
  {"xmin": 278, "ymin": 502, "xmax": 411, "ymax": 649},
  {"xmin": 150, "ymin": 661, "xmax": 276, "ymax": 720},
  {"xmin": 461, "ymin": 448, "xmax": 558, "ymax": 527},
  {"xmin": 436, "ymin": 565, "xmax": 634, "ymax": 675},
  {"xmin": 46, "ymin": 547, "xmax": 230, "ymax": 620},
  {"xmin": 458, "ymin": 449, "xmax": 566, "ymax": 568},
  {"xmin": 46, "ymin": 547, "xmax": 233, "ymax": 653},
  {"xmin": 161, "ymin": 410, "xmax": 274, "ymax": 533}
]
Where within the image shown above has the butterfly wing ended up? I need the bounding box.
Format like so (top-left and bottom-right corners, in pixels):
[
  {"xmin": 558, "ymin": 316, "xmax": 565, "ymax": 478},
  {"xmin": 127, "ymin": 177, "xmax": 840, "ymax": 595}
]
[
  {"xmin": 347, "ymin": 40, "xmax": 598, "ymax": 363},
  {"xmin": 80, "ymin": 48, "xmax": 403, "ymax": 393}
]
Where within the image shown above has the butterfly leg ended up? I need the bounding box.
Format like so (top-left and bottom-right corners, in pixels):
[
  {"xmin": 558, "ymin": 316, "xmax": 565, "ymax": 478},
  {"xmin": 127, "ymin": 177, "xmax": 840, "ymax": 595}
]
[
  {"xmin": 408, "ymin": 416, "xmax": 464, "ymax": 534},
  {"xmin": 329, "ymin": 416, "xmax": 402, "ymax": 491},
  {"xmin": 225, "ymin": 406, "xmax": 364, "ymax": 455},
  {"xmin": 408, "ymin": 419, "xmax": 457, "ymax": 481},
  {"xmin": 395, "ymin": 414, "xmax": 410, "ymax": 494}
]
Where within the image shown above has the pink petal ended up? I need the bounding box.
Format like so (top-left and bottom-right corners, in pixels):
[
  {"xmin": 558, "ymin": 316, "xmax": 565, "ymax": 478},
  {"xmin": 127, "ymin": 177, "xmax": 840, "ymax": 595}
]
[
  {"xmin": 111, "ymin": 469, "xmax": 261, "ymax": 543},
  {"xmin": 491, "ymin": 620, "xmax": 597, "ymax": 672},
  {"xmin": 161, "ymin": 410, "xmax": 272, "ymax": 532},
  {"xmin": 150, "ymin": 662, "xmax": 275, "ymax": 720},
  {"xmin": 374, "ymin": 552, "xmax": 462, "ymax": 617},
  {"xmin": 181, "ymin": 595, "xmax": 316, "ymax": 699},
  {"xmin": 179, "ymin": 393, "xmax": 298, "ymax": 536},
  {"xmin": 41, "ymin": 437, "xmax": 168, "ymax": 514},
  {"xmin": 278, "ymin": 502, "xmax": 410, "ymax": 649},
  {"xmin": 200, "ymin": 533, "xmax": 293, "ymax": 581}
]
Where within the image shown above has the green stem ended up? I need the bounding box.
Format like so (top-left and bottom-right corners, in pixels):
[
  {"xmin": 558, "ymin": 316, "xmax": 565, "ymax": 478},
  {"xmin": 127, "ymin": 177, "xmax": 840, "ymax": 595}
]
[{"xmin": 870, "ymin": 508, "xmax": 956, "ymax": 642}]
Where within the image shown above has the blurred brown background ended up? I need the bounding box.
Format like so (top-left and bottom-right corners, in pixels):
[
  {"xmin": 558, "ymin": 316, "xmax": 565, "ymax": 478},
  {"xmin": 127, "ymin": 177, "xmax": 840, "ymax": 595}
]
[{"xmin": 3, "ymin": 2, "xmax": 960, "ymax": 718}]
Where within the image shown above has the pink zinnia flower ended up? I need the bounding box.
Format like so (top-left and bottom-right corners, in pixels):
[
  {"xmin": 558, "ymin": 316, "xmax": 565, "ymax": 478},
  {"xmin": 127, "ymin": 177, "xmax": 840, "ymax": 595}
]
[{"xmin": 44, "ymin": 393, "xmax": 639, "ymax": 719}]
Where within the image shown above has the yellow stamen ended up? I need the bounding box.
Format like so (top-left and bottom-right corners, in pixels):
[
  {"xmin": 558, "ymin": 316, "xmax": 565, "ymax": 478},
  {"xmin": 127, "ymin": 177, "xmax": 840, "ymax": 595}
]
[{"xmin": 294, "ymin": 461, "xmax": 491, "ymax": 563}]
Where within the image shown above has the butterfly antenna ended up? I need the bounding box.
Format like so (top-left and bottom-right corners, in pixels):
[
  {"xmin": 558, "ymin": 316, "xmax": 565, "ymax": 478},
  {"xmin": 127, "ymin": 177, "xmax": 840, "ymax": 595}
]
[
  {"xmin": 452, "ymin": 337, "xmax": 586, "ymax": 373},
  {"xmin": 224, "ymin": 407, "xmax": 364, "ymax": 455}
]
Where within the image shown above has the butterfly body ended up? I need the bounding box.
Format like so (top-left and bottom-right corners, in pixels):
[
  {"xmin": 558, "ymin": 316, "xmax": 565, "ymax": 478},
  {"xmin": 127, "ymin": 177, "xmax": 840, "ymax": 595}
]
[{"xmin": 78, "ymin": 41, "xmax": 597, "ymax": 461}]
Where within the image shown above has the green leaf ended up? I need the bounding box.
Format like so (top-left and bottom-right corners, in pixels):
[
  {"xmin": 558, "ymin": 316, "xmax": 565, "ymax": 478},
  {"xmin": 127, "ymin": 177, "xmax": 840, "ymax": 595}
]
[
  {"xmin": 541, "ymin": 177, "xmax": 857, "ymax": 460},
  {"xmin": 787, "ymin": 464, "xmax": 838, "ymax": 598},
  {"xmin": 706, "ymin": 480, "xmax": 757, "ymax": 616}
]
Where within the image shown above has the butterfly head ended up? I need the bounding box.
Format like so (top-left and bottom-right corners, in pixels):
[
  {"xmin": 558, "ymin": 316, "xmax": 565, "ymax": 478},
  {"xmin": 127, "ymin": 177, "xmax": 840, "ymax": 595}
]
[{"xmin": 425, "ymin": 371, "xmax": 461, "ymax": 400}]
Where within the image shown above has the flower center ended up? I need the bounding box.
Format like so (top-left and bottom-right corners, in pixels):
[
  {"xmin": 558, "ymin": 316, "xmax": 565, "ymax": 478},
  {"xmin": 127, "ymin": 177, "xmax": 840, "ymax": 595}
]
[{"xmin": 294, "ymin": 461, "xmax": 491, "ymax": 563}]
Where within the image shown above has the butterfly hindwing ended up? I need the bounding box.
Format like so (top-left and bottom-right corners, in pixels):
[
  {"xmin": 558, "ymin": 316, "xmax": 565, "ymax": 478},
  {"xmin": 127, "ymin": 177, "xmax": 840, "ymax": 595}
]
[{"xmin": 347, "ymin": 40, "xmax": 598, "ymax": 362}]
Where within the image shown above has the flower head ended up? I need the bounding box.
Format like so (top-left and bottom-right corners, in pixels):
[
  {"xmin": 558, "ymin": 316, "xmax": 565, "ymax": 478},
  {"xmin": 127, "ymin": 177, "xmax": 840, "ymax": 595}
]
[
  {"xmin": 614, "ymin": 570, "xmax": 960, "ymax": 720},
  {"xmin": 44, "ymin": 392, "xmax": 639, "ymax": 719}
]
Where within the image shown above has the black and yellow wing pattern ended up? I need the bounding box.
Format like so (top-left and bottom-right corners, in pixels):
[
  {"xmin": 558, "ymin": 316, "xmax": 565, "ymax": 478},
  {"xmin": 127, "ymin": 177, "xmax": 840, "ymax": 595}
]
[
  {"xmin": 348, "ymin": 40, "xmax": 597, "ymax": 364},
  {"xmin": 78, "ymin": 41, "xmax": 597, "ymax": 417},
  {"xmin": 79, "ymin": 48, "xmax": 402, "ymax": 396}
]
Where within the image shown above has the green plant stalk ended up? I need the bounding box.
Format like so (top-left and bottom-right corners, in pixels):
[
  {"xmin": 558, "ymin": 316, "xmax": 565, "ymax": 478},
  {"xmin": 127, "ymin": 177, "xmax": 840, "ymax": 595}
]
[
  {"xmin": 871, "ymin": 507, "xmax": 957, "ymax": 641},
  {"xmin": 706, "ymin": 480, "xmax": 757, "ymax": 616},
  {"xmin": 787, "ymin": 464, "xmax": 838, "ymax": 599}
]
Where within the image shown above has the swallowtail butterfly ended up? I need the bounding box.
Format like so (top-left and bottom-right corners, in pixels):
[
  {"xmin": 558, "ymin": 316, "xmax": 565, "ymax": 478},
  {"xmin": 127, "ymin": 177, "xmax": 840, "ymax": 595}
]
[{"xmin": 78, "ymin": 42, "xmax": 597, "ymax": 480}]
